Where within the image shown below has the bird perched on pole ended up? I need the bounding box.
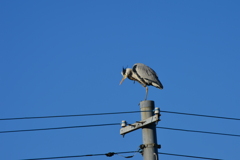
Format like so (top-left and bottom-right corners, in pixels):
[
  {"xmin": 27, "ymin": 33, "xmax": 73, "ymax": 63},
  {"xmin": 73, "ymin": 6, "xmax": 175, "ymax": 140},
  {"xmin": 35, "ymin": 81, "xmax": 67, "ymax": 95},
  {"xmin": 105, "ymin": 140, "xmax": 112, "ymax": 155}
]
[{"xmin": 120, "ymin": 63, "xmax": 163, "ymax": 100}]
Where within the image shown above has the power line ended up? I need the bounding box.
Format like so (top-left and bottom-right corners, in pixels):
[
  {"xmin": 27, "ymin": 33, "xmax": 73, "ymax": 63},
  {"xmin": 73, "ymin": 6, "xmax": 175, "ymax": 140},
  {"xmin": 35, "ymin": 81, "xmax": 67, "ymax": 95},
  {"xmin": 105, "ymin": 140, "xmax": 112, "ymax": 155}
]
[
  {"xmin": 21, "ymin": 151, "xmax": 222, "ymax": 160},
  {"xmin": 157, "ymin": 126, "xmax": 240, "ymax": 137},
  {"xmin": 158, "ymin": 152, "xmax": 222, "ymax": 160},
  {"xmin": 161, "ymin": 110, "xmax": 240, "ymax": 121},
  {"xmin": 0, "ymin": 123, "xmax": 119, "ymax": 134},
  {"xmin": 0, "ymin": 110, "xmax": 239, "ymax": 121},
  {"xmin": 1, "ymin": 122, "xmax": 239, "ymax": 138},
  {"xmin": 22, "ymin": 151, "xmax": 138, "ymax": 160},
  {"xmin": 0, "ymin": 111, "xmax": 150, "ymax": 121}
]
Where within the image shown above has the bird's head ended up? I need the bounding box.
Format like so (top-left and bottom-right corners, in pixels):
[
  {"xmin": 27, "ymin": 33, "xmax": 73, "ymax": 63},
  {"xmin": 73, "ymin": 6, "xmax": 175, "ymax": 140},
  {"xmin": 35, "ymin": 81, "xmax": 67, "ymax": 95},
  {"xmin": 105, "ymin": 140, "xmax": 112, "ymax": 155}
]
[{"xmin": 120, "ymin": 67, "xmax": 131, "ymax": 85}]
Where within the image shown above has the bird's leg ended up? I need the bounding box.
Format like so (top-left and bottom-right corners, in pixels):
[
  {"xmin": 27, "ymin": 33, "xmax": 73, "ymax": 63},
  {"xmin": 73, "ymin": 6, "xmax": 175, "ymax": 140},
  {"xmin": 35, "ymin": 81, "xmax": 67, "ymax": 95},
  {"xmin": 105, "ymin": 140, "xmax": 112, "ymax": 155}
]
[{"xmin": 144, "ymin": 86, "xmax": 148, "ymax": 100}]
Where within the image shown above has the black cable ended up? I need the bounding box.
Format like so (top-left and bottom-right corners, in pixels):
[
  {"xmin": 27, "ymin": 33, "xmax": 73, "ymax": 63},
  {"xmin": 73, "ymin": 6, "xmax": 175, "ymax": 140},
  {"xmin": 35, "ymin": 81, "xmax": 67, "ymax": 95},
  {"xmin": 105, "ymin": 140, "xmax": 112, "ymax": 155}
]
[
  {"xmin": 158, "ymin": 152, "xmax": 222, "ymax": 160},
  {"xmin": 22, "ymin": 151, "xmax": 222, "ymax": 160},
  {"xmin": 157, "ymin": 126, "xmax": 240, "ymax": 137},
  {"xmin": 1, "ymin": 122, "xmax": 239, "ymax": 138},
  {"xmin": 0, "ymin": 123, "xmax": 119, "ymax": 134},
  {"xmin": 161, "ymin": 110, "xmax": 240, "ymax": 121},
  {"xmin": 22, "ymin": 151, "xmax": 138, "ymax": 160},
  {"xmin": 1, "ymin": 110, "xmax": 239, "ymax": 121},
  {"xmin": 0, "ymin": 111, "xmax": 150, "ymax": 121}
]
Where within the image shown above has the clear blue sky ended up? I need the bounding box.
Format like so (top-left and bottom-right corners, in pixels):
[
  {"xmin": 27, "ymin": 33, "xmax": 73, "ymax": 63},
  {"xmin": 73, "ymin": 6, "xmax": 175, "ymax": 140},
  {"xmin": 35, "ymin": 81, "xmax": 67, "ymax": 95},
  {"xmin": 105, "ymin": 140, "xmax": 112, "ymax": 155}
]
[{"xmin": 1, "ymin": 1, "xmax": 240, "ymax": 160}]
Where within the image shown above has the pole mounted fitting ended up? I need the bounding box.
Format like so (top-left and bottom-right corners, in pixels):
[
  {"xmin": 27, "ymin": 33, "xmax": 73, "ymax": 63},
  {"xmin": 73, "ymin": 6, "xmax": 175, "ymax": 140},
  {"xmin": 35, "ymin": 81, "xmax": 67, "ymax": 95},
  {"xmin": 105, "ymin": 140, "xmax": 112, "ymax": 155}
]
[
  {"xmin": 154, "ymin": 107, "xmax": 161, "ymax": 116},
  {"xmin": 121, "ymin": 120, "xmax": 127, "ymax": 127},
  {"xmin": 141, "ymin": 143, "xmax": 161, "ymax": 149},
  {"xmin": 154, "ymin": 107, "xmax": 161, "ymax": 125},
  {"xmin": 120, "ymin": 115, "xmax": 159, "ymax": 136}
]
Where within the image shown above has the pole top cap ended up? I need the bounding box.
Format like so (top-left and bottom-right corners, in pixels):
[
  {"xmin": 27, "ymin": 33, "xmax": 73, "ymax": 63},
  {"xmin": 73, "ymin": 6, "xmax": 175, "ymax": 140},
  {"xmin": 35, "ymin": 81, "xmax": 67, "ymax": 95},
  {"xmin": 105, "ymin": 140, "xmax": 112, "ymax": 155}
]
[{"xmin": 140, "ymin": 100, "xmax": 155, "ymax": 109}]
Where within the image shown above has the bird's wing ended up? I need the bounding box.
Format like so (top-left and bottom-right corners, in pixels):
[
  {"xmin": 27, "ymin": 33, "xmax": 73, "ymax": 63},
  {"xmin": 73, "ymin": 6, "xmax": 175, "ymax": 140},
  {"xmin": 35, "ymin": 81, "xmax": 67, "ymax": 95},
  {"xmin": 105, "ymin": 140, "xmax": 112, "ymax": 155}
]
[{"xmin": 133, "ymin": 63, "xmax": 161, "ymax": 85}]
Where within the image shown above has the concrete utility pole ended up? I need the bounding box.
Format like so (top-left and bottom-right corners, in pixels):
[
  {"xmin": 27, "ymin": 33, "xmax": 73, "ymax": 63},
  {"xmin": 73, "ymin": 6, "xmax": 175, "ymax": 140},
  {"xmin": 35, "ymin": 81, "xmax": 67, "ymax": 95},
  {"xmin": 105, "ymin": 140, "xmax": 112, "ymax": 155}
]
[
  {"xmin": 120, "ymin": 100, "xmax": 160, "ymax": 160},
  {"xmin": 140, "ymin": 100, "xmax": 159, "ymax": 160}
]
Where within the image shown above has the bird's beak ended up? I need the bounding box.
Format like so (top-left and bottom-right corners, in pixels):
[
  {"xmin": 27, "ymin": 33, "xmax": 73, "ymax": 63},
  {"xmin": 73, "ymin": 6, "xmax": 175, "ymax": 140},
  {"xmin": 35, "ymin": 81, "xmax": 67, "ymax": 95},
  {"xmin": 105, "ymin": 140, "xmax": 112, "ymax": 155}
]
[{"xmin": 119, "ymin": 76, "xmax": 127, "ymax": 85}]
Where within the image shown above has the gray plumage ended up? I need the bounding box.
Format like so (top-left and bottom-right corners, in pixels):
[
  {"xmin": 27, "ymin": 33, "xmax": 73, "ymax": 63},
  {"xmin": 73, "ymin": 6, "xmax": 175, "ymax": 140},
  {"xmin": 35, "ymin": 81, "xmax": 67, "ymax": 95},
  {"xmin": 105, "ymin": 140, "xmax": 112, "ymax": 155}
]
[{"xmin": 120, "ymin": 63, "xmax": 163, "ymax": 100}]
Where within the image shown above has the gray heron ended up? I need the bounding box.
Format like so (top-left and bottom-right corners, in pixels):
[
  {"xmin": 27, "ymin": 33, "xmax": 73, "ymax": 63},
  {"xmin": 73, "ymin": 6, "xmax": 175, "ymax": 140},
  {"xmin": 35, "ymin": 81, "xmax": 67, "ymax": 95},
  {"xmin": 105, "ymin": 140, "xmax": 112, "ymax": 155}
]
[{"xmin": 120, "ymin": 63, "xmax": 163, "ymax": 100}]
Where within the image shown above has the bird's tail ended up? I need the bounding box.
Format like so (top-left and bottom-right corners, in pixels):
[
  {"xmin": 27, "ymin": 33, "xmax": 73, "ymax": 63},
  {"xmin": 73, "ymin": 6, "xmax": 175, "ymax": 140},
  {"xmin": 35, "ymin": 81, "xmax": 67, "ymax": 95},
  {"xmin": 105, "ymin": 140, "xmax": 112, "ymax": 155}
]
[{"xmin": 152, "ymin": 81, "xmax": 163, "ymax": 89}]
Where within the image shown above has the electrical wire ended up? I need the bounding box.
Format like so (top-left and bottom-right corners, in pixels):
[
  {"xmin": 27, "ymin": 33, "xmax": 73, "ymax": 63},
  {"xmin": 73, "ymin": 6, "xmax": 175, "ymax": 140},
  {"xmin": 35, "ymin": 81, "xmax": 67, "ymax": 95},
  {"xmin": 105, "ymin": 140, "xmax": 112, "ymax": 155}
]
[
  {"xmin": 0, "ymin": 123, "xmax": 119, "ymax": 134},
  {"xmin": 0, "ymin": 111, "xmax": 150, "ymax": 121},
  {"xmin": 161, "ymin": 110, "xmax": 240, "ymax": 121},
  {"xmin": 158, "ymin": 152, "xmax": 222, "ymax": 160},
  {"xmin": 1, "ymin": 122, "xmax": 239, "ymax": 138},
  {"xmin": 21, "ymin": 151, "xmax": 222, "ymax": 160},
  {"xmin": 0, "ymin": 110, "xmax": 239, "ymax": 121},
  {"xmin": 157, "ymin": 126, "xmax": 240, "ymax": 137},
  {"xmin": 22, "ymin": 151, "xmax": 138, "ymax": 160}
]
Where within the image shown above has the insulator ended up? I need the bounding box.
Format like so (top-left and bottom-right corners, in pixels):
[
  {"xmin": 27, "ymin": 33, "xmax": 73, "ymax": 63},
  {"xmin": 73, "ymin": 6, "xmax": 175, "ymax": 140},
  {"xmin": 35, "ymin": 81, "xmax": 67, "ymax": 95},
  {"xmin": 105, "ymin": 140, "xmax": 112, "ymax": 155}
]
[
  {"xmin": 121, "ymin": 120, "xmax": 127, "ymax": 127},
  {"xmin": 154, "ymin": 107, "xmax": 160, "ymax": 114}
]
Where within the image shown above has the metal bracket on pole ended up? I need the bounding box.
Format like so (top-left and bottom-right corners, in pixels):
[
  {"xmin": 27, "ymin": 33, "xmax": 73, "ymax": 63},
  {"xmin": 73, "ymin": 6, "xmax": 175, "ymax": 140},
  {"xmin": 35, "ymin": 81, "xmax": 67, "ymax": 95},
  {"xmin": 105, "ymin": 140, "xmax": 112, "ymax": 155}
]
[{"xmin": 120, "ymin": 114, "xmax": 159, "ymax": 135}]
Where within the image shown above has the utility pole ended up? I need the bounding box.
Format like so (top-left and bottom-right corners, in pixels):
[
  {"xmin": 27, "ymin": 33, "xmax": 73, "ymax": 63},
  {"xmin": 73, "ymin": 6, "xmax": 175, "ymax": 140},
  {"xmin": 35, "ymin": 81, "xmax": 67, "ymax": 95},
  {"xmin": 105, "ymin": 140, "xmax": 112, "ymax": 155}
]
[
  {"xmin": 120, "ymin": 100, "xmax": 160, "ymax": 160},
  {"xmin": 140, "ymin": 100, "xmax": 159, "ymax": 160}
]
